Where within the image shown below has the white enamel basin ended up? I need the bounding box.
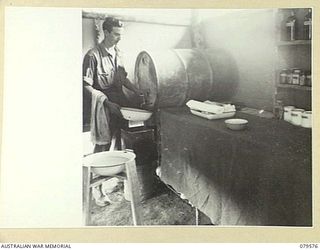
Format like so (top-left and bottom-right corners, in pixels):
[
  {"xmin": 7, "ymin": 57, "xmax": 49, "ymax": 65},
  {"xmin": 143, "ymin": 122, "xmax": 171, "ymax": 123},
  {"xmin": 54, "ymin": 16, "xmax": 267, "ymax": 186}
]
[
  {"xmin": 83, "ymin": 151, "xmax": 136, "ymax": 176},
  {"xmin": 120, "ymin": 107, "xmax": 152, "ymax": 122}
]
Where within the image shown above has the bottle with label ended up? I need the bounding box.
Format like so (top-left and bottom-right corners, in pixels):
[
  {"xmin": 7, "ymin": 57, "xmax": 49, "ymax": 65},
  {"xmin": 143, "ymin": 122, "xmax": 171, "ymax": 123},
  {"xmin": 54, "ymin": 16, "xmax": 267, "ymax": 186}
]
[
  {"xmin": 285, "ymin": 10, "xmax": 297, "ymax": 41},
  {"xmin": 299, "ymin": 71, "xmax": 306, "ymax": 86},
  {"xmin": 305, "ymin": 71, "xmax": 312, "ymax": 86},
  {"xmin": 292, "ymin": 68, "xmax": 302, "ymax": 85},
  {"xmin": 304, "ymin": 9, "xmax": 312, "ymax": 40}
]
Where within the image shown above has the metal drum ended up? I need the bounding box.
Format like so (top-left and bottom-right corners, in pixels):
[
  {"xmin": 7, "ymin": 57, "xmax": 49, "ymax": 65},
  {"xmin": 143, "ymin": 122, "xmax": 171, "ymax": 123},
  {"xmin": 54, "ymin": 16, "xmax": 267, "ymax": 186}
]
[{"xmin": 134, "ymin": 49, "xmax": 238, "ymax": 109}]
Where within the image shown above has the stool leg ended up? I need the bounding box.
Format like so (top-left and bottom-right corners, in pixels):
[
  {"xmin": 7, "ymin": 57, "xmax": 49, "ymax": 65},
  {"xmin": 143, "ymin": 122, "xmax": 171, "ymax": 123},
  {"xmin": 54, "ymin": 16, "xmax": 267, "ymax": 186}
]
[
  {"xmin": 83, "ymin": 166, "xmax": 92, "ymax": 226},
  {"xmin": 109, "ymin": 134, "xmax": 117, "ymax": 151},
  {"xmin": 125, "ymin": 160, "xmax": 142, "ymax": 226},
  {"xmin": 120, "ymin": 136, "xmax": 126, "ymax": 150}
]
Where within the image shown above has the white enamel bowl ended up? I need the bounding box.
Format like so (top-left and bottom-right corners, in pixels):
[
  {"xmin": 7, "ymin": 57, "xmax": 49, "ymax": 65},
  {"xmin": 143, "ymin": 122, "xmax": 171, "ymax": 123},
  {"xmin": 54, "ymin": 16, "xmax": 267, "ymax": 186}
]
[
  {"xmin": 225, "ymin": 118, "xmax": 248, "ymax": 131},
  {"xmin": 83, "ymin": 151, "xmax": 136, "ymax": 176},
  {"xmin": 120, "ymin": 107, "xmax": 152, "ymax": 121}
]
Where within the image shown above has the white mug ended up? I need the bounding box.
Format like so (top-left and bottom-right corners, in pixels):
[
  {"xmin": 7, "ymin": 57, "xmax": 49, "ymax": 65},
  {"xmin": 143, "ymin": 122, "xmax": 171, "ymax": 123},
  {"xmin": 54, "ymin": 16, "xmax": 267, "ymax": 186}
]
[
  {"xmin": 284, "ymin": 106, "xmax": 295, "ymax": 122},
  {"xmin": 291, "ymin": 108, "xmax": 305, "ymax": 126},
  {"xmin": 301, "ymin": 111, "xmax": 312, "ymax": 128}
]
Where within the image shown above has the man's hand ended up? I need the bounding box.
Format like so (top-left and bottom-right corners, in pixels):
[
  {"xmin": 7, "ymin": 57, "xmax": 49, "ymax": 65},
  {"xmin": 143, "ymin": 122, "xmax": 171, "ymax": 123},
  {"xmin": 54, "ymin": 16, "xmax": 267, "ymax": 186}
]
[
  {"xmin": 135, "ymin": 89, "xmax": 146, "ymax": 96},
  {"xmin": 104, "ymin": 100, "xmax": 123, "ymax": 118},
  {"xmin": 114, "ymin": 66, "xmax": 128, "ymax": 84}
]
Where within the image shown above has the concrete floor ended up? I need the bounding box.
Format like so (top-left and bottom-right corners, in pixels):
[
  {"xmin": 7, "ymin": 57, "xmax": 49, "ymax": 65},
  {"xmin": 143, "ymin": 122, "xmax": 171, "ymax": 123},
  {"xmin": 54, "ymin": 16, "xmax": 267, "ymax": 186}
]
[{"xmin": 88, "ymin": 180, "xmax": 213, "ymax": 226}]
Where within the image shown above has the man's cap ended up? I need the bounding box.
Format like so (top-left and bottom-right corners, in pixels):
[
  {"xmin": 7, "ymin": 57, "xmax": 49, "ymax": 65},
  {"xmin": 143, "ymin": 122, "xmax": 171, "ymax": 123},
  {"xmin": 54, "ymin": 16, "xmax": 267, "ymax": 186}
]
[{"xmin": 102, "ymin": 17, "xmax": 123, "ymax": 31}]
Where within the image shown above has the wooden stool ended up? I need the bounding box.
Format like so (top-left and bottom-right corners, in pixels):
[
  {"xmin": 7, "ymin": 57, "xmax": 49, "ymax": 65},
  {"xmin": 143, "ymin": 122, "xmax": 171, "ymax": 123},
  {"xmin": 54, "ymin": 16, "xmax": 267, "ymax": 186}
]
[{"xmin": 82, "ymin": 150, "xmax": 142, "ymax": 226}]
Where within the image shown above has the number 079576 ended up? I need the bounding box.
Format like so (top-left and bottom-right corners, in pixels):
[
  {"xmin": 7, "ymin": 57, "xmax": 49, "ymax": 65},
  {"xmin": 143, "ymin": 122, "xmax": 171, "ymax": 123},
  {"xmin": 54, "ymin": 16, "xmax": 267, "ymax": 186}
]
[{"xmin": 299, "ymin": 244, "xmax": 319, "ymax": 248}]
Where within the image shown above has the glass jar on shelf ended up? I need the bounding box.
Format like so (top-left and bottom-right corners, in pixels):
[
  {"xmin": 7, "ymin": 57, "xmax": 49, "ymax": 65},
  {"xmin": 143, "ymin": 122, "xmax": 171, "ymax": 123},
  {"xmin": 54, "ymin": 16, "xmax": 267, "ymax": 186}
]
[
  {"xmin": 299, "ymin": 71, "xmax": 306, "ymax": 86},
  {"xmin": 287, "ymin": 69, "xmax": 293, "ymax": 84},
  {"xmin": 305, "ymin": 71, "xmax": 312, "ymax": 86},
  {"xmin": 292, "ymin": 68, "xmax": 302, "ymax": 85}
]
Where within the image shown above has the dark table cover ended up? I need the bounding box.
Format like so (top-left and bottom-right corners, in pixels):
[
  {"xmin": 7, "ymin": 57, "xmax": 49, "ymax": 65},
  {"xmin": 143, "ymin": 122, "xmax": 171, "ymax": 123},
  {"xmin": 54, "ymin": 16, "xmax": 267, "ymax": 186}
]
[{"xmin": 159, "ymin": 107, "xmax": 312, "ymax": 226}]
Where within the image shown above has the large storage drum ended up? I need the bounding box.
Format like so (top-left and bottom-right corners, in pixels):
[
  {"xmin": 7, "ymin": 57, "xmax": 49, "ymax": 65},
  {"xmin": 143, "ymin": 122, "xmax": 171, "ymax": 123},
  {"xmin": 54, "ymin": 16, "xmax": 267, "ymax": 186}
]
[{"xmin": 134, "ymin": 49, "xmax": 238, "ymax": 109}]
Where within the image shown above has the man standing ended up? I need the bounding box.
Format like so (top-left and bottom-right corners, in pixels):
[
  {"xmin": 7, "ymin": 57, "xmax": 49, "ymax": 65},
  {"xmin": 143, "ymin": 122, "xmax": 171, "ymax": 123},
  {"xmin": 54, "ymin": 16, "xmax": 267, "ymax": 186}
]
[
  {"xmin": 83, "ymin": 17, "xmax": 143, "ymax": 207},
  {"xmin": 83, "ymin": 17, "xmax": 143, "ymax": 153}
]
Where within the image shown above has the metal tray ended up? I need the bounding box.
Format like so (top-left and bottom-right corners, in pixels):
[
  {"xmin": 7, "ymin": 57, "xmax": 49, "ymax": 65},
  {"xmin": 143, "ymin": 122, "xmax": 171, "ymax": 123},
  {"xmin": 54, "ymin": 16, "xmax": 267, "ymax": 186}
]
[{"xmin": 190, "ymin": 109, "xmax": 236, "ymax": 120}]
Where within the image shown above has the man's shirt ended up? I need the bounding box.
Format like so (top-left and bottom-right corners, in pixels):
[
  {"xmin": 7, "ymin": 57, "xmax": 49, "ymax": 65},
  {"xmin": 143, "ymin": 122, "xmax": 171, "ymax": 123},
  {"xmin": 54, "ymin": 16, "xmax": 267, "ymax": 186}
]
[{"xmin": 83, "ymin": 43, "xmax": 123, "ymax": 91}]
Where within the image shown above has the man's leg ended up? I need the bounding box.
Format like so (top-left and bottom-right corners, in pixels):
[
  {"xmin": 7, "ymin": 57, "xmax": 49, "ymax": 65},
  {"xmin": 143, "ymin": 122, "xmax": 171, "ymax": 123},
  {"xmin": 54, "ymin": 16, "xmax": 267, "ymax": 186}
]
[{"xmin": 92, "ymin": 143, "xmax": 111, "ymax": 207}]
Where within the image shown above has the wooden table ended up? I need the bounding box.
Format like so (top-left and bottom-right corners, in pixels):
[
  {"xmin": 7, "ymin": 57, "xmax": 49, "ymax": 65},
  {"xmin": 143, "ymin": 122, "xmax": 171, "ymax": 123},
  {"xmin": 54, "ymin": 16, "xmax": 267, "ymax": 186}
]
[{"xmin": 159, "ymin": 107, "xmax": 312, "ymax": 226}]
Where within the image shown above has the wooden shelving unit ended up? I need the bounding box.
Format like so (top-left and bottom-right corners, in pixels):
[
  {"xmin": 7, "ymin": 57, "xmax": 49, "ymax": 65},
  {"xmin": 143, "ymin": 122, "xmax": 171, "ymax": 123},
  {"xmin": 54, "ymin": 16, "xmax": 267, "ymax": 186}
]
[
  {"xmin": 277, "ymin": 40, "xmax": 311, "ymax": 46},
  {"xmin": 276, "ymin": 83, "xmax": 311, "ymax": 91},
  {"xmin": 275, "ymin": 8, "xmax": 312, "ymax": 111}
]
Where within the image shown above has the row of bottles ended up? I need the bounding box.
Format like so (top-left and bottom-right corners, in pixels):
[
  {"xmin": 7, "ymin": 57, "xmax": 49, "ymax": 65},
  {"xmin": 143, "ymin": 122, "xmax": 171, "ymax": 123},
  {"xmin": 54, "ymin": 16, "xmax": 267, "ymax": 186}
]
[
  {"xmin": 281, "ymin": 8, "xmax": 312, "ymax": 41},
  {"xmin": 279, "ymin": 68, "xmax": 312, "ymax": 86}
]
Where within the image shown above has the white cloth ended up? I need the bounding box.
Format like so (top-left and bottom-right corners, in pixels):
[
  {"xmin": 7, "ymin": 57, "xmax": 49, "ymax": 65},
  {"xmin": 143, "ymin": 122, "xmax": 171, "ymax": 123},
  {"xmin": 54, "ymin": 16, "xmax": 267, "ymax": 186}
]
[
  {"xmin": 186, "ymin": 100, "xmax": 224, "ymax": 114},
  {"xmin": 90, "ymin": 89, "xmax": 111, "ymax": 145},
  {"xmin": 186, "ymin": 100, "xmax": 236, "ymax": 114}
]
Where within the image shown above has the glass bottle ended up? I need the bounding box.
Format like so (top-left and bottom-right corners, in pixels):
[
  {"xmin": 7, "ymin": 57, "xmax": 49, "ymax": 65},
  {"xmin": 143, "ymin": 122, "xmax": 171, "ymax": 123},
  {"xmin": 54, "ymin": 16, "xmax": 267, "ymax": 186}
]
[
  {"xmin": 280, "ymin": 69, "xmax": 288, "ymax": 84},
  {"xmin": 287, "ymin": 69, "xmax": 293, "ymax": 84},
  {"xmin": 286, "ymin": 10, "xmax": 297, "ymax": 41},
  {"xmin": 274, "ymin": 100, "xmax": 284, "ymax": 119},
  {"xmin": 304, "ymin": 9, "xmax": 312, "ymax": 40},
  {"xmin": 299, "ymin": 71, "xmax": 306, "ymax": 86},
  {"xmin": 305, "ymin": 71, "xmax": 312, "ymax": 86},
  {"xmin": 292, "ymin": 68, "xmax": 302, "ymax": 85},
  {"xmin": 278, "ymin": 100, "xmax": 284, "ymax": 119}
]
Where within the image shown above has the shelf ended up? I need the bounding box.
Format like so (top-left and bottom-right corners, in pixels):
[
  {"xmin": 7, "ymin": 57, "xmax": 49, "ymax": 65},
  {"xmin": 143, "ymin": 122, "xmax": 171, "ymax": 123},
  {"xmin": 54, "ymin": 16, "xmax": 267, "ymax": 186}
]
[
  {"xmin": 276, "ymin": 83, "xmax": 311, "ymax": 91},
  {"xmin": 278, "ymin": 40, "xmax": 311, "ymax": 46},
  {"xmin": 275, "ymin": 8, "xmax": 312, "ymax": 111}
]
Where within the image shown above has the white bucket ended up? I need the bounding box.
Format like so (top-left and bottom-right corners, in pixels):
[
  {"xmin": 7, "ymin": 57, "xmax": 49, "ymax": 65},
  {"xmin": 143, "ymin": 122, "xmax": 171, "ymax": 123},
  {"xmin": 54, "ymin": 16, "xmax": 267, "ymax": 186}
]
[
  {"xmin": 82, "ymin": 150, "xmax": 136, "ymax": 176},
  {"xmin": 291, "ymin": 109, "xmax": 305, "ymax": 126}
]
